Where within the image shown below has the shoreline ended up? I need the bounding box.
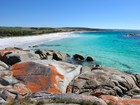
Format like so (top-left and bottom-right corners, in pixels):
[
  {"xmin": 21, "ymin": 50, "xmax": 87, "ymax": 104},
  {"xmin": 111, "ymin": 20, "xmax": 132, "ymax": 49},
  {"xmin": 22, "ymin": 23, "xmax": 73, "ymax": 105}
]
[{"xmin": 0, "ymin": 32, "xmax": 72, "ymax": 50}]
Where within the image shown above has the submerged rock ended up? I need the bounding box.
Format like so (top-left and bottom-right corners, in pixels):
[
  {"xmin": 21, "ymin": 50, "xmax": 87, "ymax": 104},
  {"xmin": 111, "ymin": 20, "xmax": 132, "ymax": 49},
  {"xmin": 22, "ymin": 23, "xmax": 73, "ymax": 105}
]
[
  {"xmin": 32, "ymin": 45, "xmax": 39, "ymax": 47},
  {"xmin": 5, "ymin": 47, "xmax": 23, "ymax": 50},
  {"xmin": 126, "ymin": 34, "xmax": 140, "ymax": 36}
]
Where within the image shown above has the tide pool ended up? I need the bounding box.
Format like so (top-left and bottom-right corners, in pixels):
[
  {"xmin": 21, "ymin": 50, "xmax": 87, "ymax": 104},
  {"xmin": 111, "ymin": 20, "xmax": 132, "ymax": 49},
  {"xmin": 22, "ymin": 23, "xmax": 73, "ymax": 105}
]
[{"xmin": 30, "ymin": 30, "xmax": 140, "ymax": 73}]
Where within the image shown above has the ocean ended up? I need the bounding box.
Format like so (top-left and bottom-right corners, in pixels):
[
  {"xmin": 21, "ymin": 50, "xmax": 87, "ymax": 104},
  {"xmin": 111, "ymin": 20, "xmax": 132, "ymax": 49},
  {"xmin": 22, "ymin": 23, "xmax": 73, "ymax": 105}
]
[{"xmin": 29, "ymin": 30, "xmax": 140, "ymax": 73}]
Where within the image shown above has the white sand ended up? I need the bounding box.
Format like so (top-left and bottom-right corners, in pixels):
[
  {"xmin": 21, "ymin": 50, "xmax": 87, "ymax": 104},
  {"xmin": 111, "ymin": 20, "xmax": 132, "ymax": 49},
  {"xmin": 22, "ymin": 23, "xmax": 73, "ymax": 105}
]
[{"xmin": 0, "ymin": 32, "xmax": 71, "ymax": 50}]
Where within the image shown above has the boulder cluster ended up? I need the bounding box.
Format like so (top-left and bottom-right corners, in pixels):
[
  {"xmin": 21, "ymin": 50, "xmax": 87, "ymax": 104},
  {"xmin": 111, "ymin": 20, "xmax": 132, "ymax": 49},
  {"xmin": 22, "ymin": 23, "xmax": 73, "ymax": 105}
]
[{"xmin": 0, "ymin": 47, "xmax": 140, "ymax": 105}]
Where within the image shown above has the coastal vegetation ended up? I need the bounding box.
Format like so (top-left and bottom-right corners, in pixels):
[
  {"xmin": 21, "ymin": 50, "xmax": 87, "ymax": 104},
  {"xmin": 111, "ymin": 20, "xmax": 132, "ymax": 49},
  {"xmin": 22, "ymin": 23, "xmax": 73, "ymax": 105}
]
[{"xmin": 0, "ymin": 27, "xmax": 103, "ymax": 37}]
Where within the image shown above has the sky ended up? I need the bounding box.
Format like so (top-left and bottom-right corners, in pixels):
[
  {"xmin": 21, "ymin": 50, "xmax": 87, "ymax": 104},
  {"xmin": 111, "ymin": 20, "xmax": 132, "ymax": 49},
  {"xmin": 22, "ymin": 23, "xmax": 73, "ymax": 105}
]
[{"xmin": 0, "ymin": 0, "xmax": 140, "ymax": 29}]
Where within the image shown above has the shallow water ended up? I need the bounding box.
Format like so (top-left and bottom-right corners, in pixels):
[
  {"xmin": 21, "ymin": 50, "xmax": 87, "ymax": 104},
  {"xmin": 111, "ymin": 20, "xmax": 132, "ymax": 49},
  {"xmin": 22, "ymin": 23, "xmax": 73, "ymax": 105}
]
[{"xmin": 30, "ymin": 30, "xmax": 140, "ymax": 73}]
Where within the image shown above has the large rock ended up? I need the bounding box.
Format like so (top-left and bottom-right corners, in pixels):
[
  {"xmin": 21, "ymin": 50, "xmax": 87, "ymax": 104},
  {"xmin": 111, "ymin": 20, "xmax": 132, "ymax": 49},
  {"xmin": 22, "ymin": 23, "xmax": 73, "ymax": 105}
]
[
  {"xmin": 67, "ymin": 66, "xmax": 140, "ymax": 98},
  {"xmin": 11, "ymin": 60, "xmax": 81, "ymax": 94},
  {"xmin": 28, "ymin": 92, "xmax": 107, "ymax": 105},
  {"xmin": 73, "ymin": 54, "xmax": 85, "ymax": 61},
  {"xmin": 86, "ymin": 56, "xmax": 95, "ymax": 62},
  {"xmin": 35, "ymin": 50, "xmax": 66, "ymax": 61},
  {"xmin": 0, "ymin": 49, "xmax": 40, "ymax": 65}
]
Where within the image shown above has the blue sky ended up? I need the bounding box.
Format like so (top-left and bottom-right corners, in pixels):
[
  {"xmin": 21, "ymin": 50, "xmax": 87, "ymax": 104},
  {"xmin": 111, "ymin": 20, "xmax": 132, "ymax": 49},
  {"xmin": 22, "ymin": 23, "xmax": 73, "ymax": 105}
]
[{"xmin": 0, "ymin": 0, "xmax": 140, "ymax": 29}]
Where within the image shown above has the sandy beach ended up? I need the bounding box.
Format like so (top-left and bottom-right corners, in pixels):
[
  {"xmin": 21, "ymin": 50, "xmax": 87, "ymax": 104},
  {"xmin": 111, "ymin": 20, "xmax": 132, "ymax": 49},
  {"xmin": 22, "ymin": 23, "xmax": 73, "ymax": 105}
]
[{"xmin": 0, "ymin": 32, "xmax": 70, "ymax": 50}]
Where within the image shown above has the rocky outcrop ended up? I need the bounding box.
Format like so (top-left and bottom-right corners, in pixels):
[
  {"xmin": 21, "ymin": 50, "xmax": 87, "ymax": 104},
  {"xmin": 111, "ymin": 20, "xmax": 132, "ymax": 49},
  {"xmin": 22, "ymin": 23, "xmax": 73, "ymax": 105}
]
[
  {"xmin": 28, "ymin": 92, "xmax": 107, "ymax": 105},
  {"xmin": 73, "ymin": 54, "xmax": 85, "ymax": 61},
  {"xmin": 35, "ymin": 49, "xmax": 67, "ymax": 61},
  {"xmin": 11, "ymin": 60, "xmax": 81, "ymax": 94},
  {"xmin": 0, "ymin": 49, "xmax": 40, "ymax": 65},
  {"xmin": 0, "ymin": 48, "xmax": 140, "ymax": 105},
  {"xmin": 126, "ymin": 34, "xmax": 140, "ymax": 36},
  {"xmin": 67, "ymin": 66, "xmax": 140, "ymax": 99}
]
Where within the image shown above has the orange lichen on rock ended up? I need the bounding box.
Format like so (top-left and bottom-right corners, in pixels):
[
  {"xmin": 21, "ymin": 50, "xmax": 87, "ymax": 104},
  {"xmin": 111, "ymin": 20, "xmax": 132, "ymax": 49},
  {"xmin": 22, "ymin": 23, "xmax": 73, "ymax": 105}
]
[
  {"xmin": 66, "ymin": 87, "xmax": 72, "ymax": 93},
  {"xmin": 90, "ymin": 92, "xmax": 109, "ymax": 97},
  {"xmin": 7, "ymin": 96, "xmax": 14, "ymax": 101},
  {"xmin": 0, "ymin": 49, "xmax": 18, "ymax": 56},
  {"xmin": 18, "ymin": 95, "xmax": 24, "ymax": 100},
  {"xmin": 48, "ymin": 66, "xmax": 64, "ymax": 93},
  {"xmin": 3, "ymin": 91, "xmax": 16, "ymax": 101},
  {"xmin": 73, "ymin": 85, "xmax": 79, "ymax": 88},
  {"xmin": 1, "ymin": 73, "xmax": 10, "ymax": 77},
  {"xmin": 4, "ymin": 85, "xmax": 29, "ymax": 96},
  {"xmin": 99, "ymin": 95, "xmax": 121, "ymax": 103},
  {"xmin": 116, "ymin": 99, "xmax": 140, "ymax": 105},
  {"xmin": 11, "ymin": 61, "xmax": 64, "ymax": 94}
]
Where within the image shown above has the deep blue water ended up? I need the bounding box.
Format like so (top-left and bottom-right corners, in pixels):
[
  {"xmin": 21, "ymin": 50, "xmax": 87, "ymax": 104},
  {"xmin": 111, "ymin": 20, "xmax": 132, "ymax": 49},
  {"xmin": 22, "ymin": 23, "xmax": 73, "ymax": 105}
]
[{"xmin": 30, "ymin": 30, "xmax": 140, "ymax": 73}]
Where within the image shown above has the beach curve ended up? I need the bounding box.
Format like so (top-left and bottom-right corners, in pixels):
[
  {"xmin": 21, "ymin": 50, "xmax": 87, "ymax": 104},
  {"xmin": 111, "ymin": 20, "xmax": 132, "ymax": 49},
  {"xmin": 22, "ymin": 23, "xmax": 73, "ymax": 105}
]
[{"xmin": 0, "ymin": 32, "xmax": 71, "ymax": 50}]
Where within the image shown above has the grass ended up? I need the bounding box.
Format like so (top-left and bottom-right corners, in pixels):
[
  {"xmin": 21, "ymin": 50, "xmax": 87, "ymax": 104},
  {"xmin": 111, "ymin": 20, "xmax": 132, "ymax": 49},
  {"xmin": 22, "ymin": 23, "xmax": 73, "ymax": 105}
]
[{"xmin": 3, "ymin": 98, "xmax": 115, "ymax": 105}]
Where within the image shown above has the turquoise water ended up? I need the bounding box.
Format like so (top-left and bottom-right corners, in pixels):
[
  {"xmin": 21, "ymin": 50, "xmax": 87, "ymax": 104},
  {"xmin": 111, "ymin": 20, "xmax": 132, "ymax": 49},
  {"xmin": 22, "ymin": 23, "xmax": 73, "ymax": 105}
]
[{"xmin": 30, "ymin": 31, "xmax": 140, "ymax": 73}]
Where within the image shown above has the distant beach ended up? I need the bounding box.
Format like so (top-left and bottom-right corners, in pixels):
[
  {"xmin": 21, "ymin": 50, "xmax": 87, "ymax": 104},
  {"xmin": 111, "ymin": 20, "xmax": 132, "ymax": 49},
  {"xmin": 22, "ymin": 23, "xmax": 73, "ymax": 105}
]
[{"xmin": 0, "ymin": 32, "xmax": 71, "ymax": 50}]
